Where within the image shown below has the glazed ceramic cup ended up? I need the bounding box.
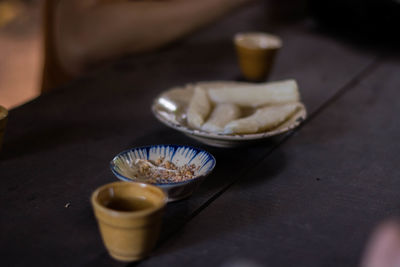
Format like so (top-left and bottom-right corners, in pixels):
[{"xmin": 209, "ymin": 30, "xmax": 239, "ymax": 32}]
[
  {"xmin": 234, "ymin": 32, "xmax": 282, "ymax": 81},
  {"xmin": 91, "ymin": 181, "xmax": 167, "ymax": 262},
  {"xmin": 0, "ymin": 106, "xmax": 8, "ymax": 151}
]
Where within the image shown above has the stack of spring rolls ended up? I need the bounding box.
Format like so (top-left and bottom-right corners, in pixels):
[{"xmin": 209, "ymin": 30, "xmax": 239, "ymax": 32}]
[{"xmin": 186, "ymin": 79, "xmax": 303, "ymax": 134}]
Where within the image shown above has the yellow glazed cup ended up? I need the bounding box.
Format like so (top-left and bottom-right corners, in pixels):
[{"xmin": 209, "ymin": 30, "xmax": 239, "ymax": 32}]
[
  {"xmin": 0, "ymin": 106, "xmax": 8, "ymax": 151},
  {"xmin": 91, "ymin": 181, "xmax": 167, "ymax": 262},
  {"xmin": 234, "ymin": 32, "xmax": 282, "ymax": 81}
]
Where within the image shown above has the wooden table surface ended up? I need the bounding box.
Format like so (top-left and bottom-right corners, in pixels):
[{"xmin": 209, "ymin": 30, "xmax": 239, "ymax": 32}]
[{"xmin": 1, "ymin": 2, "xmax": 399, "ymax": 266}]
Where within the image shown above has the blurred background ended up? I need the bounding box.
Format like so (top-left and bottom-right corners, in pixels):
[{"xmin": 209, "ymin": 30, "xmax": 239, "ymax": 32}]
[
  {"xmin": 0, "ymin": 0, "xmax": 399, "ymax": 109},
  {"xmin": 0, "ymin": 0, "xmax": 41, "ymax": 109}
]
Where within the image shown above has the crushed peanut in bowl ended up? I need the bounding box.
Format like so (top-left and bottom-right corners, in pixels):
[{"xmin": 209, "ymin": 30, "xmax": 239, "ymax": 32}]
[{"xmin": 132, "ymin": 157, "xmax": 199, "ymax": 184}]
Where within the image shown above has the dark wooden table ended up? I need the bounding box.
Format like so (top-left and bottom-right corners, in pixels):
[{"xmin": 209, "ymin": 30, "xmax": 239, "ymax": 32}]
[{"xmin": 1, "ymin": 2, "xmax": 399, "ymax": 266}]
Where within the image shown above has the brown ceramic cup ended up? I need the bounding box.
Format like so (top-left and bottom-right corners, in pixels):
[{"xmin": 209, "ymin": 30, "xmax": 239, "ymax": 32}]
[
  {"xmin": 91, "ymin": 181, "xmax": 167, "ymax": 262},
  {"xmin": 0, "ymin": 106, "xmax": 8, "ymax": 151},
  {"xmin": 234, "ymin": 32, "xmax": 282, "ymax": 82}
]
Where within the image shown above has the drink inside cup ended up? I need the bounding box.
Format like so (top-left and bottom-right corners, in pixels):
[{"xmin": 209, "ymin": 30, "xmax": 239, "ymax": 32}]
[
  {"xmin": 105, "ymin": 196, "xmax": 155, "ymax": 212},
  {"xmin": 234, "ymin": 32, "xmax": 282, "ymax": 81},
  {"xmin": 91, "ymin": 182, "xmax": 167, "ymax": 262}
]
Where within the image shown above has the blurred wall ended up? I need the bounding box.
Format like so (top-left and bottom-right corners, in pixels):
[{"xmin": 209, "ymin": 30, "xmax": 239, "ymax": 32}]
[{"xmin": 0, "ymin": 0, "xmax": 42, "ymax": 109}]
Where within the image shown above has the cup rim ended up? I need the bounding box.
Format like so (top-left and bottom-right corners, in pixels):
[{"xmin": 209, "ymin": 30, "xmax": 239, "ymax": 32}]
[
  {"xmin": 234, "ymin": 32, "xmax": 282, "ymax": 49},
  {"xmin": 0, "ymin": 106, "xmax": 8, "ymax": 120},
  {"xmin": 91, "ymin": 181, "xmax": 167, "ymax": 218}
]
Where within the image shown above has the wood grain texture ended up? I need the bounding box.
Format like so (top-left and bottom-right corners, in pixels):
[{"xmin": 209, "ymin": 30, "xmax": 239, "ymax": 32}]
[
  {"xmin": 0, "ymin": 1, "xmax": 380, "ymax": 266},
  {"xmin": 139, "ymin": 57, "xmax": 400, "ymax": 267}
]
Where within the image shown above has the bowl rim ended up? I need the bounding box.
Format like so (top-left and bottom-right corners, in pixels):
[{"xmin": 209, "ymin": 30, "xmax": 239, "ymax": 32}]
[
  {"xmin": 110, "ymin": 144, "xmax": 216, "ymax": 186},
  {"xmin": 151, "ymin": 88, "xmax": 307, "ymax": 142}
]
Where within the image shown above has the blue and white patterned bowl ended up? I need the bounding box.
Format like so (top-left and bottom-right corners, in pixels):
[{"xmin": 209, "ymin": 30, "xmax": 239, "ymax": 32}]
[{"xmin": 110, "ymin": 145, "xmax": 216, "ymax": 202}]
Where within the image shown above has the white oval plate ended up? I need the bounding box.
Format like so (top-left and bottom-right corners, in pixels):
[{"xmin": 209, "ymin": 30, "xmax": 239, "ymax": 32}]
[{"xmin": 152, "ymin": 81, "xmax": 307, "ymax": 147}]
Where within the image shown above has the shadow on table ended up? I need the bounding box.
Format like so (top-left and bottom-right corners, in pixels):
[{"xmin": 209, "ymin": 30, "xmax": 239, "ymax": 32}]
[
  {"xmin": 130, "ymin": 129, "xmax": 287, "ymax": 191},
  {"xmin": 146, "ymin": 149, "xmax": 287, "ymax": 259},
  {"xmin": 120, "ymin": 129, "xmax": 289, "ymax": 262},
  {"xmin": 232, "ymin": 147, "xmax": 287, "ymax": 188},
  {"xmin": 129, "ymin": 129, "xmax": 286, "ymax": 188}
]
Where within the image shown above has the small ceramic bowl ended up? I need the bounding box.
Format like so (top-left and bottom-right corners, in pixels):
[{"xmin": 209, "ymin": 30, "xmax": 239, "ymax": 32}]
[{"xmin": 110, "ymin": 145, "xmax": 216, "ymax": 202}]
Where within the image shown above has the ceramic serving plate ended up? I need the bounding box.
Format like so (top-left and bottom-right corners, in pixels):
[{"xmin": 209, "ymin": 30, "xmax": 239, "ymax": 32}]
[
  {"xmin": 110, "ymin": 145, "xmax": 216, "ymax": 202},
  {"xmin": 152, "ymin": 81, "xmax": 307, "ymax": 147}
]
